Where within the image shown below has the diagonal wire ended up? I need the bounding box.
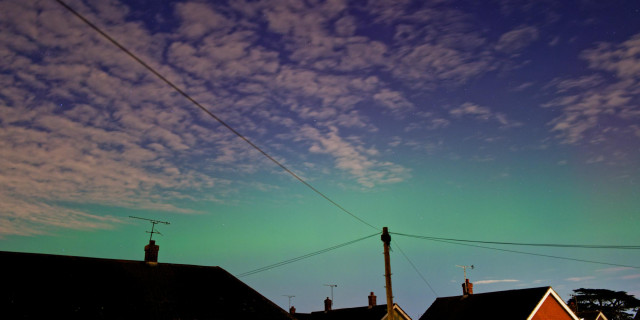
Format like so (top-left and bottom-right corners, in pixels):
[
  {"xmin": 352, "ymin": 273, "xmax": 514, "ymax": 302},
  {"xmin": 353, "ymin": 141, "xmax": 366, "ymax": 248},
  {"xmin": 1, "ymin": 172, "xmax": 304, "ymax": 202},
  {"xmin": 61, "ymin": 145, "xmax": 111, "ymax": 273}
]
[
  {"xmin": 236, "ymin": 232, "xmax": 380, "ymax": 277},
  {"xmin": 392, "ymin": 240, "xmax": 439, "ymax": 298},
  {"xmin": 417, "ymin": 237, "xmax": 640, "ymax": 269},
  {"xmin": 55, "ymin": 0, "xmax": 378, "ymax": 231},
  {"xmin": 391, "ymin": 232, "xmax": 640, "ymax": 249}
]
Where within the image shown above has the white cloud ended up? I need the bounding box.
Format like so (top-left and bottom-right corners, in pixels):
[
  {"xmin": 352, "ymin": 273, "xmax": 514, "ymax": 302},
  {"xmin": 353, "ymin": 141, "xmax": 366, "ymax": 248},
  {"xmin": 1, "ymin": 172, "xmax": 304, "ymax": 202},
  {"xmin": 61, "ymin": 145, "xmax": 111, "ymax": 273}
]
[
  {"xmin": 547, "ymin": 75, "xmax": 604, "ymax": 93},
  {"xmin": 582, "ymin": 33, "xmax": 640, "ymax": 79},
  {"xmin": 0, "ymin": 193, "xmax": 123, "ymax": 237},
  {"xmin": 334, "ymin": 15, "xmax": 357, "ymax": 37},
  {"xmin": 4, "ymin": 0, "xmax": 613, "ymax": 238},
  {"xmin": 174, "ymin": 2, "xmax": 233, "ymax": 39},
  {"xmin": 450, "ymin": 102, "xmax": 492, "ymax": 119},
  {"xmin": 427, "ymin": 118, "xmax": 451, "ymax": 130},
  {"xmin": 392, "ymin": 42, "xmax": 492, "ymax": 88},
  {"xmin": 373, "ymin": 89, "xmax": 414, "ymax": 112},
  {"xmin": 299, "ymin": 125, "xmax": 409, "ymax": 187},
  {"xmin": 0, "ymin": 0, "xmax": 247, "ymax": 235},
  {"xmin": 475, "ymin": 279, "xmax": 519, "ymax": 285},
  {"xmin": 544, "ymin": 33, "xmax": 640, "ymax": 147},
  {"xmin": 565, "ymin": 276, "xmax": 596, "ymax": 282},
  {"xmin": 450, "ymin": 102, "xmax": 522, "ymax": 128},
  {"xmin": 513, "ymin": 82, "xmax": 534, "ymax": 91},
  {"xmin": 496, "ymin": 26, "xmax": 539, "ymax": 53}
]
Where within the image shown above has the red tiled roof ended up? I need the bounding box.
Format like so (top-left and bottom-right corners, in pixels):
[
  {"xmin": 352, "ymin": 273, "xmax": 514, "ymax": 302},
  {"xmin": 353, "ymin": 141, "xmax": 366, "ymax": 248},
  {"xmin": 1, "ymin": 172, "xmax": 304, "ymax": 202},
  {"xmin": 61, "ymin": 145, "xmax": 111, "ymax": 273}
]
[
  {"xmin": 576, "ymin": 310, "xmax": 608, "ymax": 320},
  {"xmin": 419, "ymin": 287, "xmax": 553, "ymax": 320}
]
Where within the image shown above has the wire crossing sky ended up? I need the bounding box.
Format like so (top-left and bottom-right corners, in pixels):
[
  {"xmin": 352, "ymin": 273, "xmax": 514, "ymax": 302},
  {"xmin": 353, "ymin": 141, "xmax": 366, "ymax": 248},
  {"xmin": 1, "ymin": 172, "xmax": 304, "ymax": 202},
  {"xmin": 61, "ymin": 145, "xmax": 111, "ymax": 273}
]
[
  {"xmin": 54, "ymin": 0, "xmax": 379, "ymax": 232},
  {"xmin": 391, "ymin": 232, "xmax": 640, "ymax": 249},
  {"xmin": 237, "ymin": 232, "xmax": 380, "ymax": 278},
  {"xmin": 421, "ymin": 237, "xmax": 640, "ymax": 270},
  {"xmin": 1, "ymin": 1, "xmax": 639, "ymax": 318}
]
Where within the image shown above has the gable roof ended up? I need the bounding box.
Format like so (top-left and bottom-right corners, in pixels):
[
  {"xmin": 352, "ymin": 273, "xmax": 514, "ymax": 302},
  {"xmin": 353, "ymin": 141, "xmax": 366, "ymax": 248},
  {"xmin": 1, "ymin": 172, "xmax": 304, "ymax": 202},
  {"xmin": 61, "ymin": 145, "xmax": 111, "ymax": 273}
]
[
  {"xmin": 1, "ymin": 250, "xmax": 295, "ymax": 320},
  {"xmin": 295, "ymin": 303, "xmax": 411, "ymax": 320},
  {"xmin": 576, "ymin": 311, "xmax": 608, "ymax": 320},
  {"xmin": 419, "ymin": 286, "xmax": 578, "ymax": 320}
]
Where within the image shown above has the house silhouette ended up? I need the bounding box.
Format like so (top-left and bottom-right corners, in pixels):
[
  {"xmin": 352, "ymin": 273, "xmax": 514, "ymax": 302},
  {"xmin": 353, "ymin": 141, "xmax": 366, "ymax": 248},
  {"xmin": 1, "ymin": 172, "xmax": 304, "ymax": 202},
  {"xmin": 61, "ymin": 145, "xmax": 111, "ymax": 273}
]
[
  {"xmin": 1, "ymin": 250, "xmax": 295, "ymax": 320},
  {"xmin": 294, "ymin": 292, "xmax": 412, "ymax": 320},
  {"xmin": 420, "ymin": 286, "xmax": 579, "ymax": 320}
]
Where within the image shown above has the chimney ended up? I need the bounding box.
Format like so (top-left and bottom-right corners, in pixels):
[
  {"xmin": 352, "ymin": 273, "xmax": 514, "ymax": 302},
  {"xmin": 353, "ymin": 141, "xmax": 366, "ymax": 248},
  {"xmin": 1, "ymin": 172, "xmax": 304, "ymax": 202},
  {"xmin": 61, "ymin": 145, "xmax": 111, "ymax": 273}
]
[
  {"xmin": 368, "ymin": 292, "xmax": 377, "ymax": 308},
  {"xmin": 289, "ymin": 306, "xmax": 296, "ymax": 315},
  {"xmin": 462, "ymin": 278, "xmax": 474, "ymax": 295},
  {"xmin": 144, "ymin": 240, "xmax": 159, "ymax": 263},
  {"xmin": 324, "ymin": 297, "xmax": 332, "ymax": 312}
]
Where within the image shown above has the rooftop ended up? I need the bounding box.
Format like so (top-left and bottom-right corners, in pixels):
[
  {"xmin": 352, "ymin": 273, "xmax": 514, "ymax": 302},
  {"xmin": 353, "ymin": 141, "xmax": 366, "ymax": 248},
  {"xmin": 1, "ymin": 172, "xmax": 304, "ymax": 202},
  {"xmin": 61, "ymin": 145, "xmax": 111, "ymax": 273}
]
[
  {"xmin": 1, "ymin": 250, "xmax": 295, "ymax": 320},
  {"xmin": 420, "ymin": 286, "xmax": 556, "ymax": 320}
]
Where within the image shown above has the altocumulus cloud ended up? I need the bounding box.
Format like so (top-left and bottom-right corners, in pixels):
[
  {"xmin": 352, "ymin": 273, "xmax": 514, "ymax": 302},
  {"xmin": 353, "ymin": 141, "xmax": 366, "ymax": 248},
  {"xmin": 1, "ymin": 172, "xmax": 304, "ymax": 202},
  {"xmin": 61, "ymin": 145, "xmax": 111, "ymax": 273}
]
[
  {"xmin": 544, "ymin": 33, "xmax": 640, "ymax": 151},
  {"xmin": 2, "ymin": 0, "xmax": 632, "ymax": 237}
]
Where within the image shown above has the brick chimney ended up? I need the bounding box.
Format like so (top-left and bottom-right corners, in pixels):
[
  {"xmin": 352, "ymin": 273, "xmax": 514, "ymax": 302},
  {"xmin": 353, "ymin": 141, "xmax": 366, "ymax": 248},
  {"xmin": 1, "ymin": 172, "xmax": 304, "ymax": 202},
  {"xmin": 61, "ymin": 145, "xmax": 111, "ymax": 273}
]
[
  {"xmin": 289, "ymin": 306, "xmax": 296, "ymax": 315},
  {"xmin": 462, "ymin": 278, "xmax": 473, "ymax": 295},
  {"xmin": 368, "ymin": 292, "xmax": 377, "ymax": 308},
  {"xmin": 144, "ymin": 240, "xmax": 159, "ymax": 263},
  {"xmin": 324, "ymin": 297, "xmax": 332, "ymax": 312}
]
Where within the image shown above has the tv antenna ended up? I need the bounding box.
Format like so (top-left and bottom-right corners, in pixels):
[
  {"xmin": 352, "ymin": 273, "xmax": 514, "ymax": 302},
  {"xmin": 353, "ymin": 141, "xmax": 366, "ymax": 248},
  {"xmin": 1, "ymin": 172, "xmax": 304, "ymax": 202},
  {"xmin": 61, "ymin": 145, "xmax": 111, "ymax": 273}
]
[
  {"xmin": 456, "ymin": 265, "xmax": 474, "ymax": 281},
  {"xmin": 324, "ymin": 284, "xmax": 337, "ymax": 302},
  {"xmin": 129, "ymin": 216, "xmax": 170, "ymax": 241},
  {"xmin": 283, "ymin": 295, "xmax": 295, "ymax": 309}
]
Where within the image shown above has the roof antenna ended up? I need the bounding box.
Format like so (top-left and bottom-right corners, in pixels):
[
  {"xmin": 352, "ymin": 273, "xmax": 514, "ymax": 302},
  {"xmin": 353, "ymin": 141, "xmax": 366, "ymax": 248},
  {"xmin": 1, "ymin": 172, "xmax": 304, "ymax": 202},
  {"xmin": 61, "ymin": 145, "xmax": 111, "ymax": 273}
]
[
  {"xmin": 283, "ymin": 295, "xmax": 295, "ymax": 310},
  {"xmin": 457, "ymin": 265, "xmax": 475, "ymax": 296},
  {"xmin": 129, "ymin": 216, "xmax": 170, "ymax": 241},
  {"xmin": 456, "ymin": 265, "xmax": 474, "ymax": 282},
  {"xmin": 324, "ymin": 284, "xmax": 337, "ymax": 302}
]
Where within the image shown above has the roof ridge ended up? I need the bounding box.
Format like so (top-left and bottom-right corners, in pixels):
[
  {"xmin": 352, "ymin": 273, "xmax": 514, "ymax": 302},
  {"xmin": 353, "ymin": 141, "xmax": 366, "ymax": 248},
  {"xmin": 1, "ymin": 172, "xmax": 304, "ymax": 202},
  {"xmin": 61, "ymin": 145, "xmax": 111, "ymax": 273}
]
[
  {"xmin": 0, "ymin": 250, "xmax": 222, "ymax": 268},
  {"xmin": 435, "ymin": 286, "xmax": 552, "ymax": 299}
]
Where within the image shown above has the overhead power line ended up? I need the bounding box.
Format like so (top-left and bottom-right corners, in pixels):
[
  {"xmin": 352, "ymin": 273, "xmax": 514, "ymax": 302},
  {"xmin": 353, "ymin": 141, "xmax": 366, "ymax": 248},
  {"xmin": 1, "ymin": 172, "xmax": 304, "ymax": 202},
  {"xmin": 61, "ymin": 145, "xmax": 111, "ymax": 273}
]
[
  {"xmin": 55, "ymin": 0, "xmax": 378, "ymax": 231},
  {"xmin": 56, "ymin": 0, "xmax": 639, "ymax": 275},
  {"xmin": 408, "ymin": 236, "xmax": 640, "ymax": 269},
  {"xmin": 393, "ymin": 241, "xmax": 439, "ymax": 298},
  {"xmin": 391, "ymin": 232, "xmax": 640, "ymax": 249},
  {"xmin": 236, "ymin": 232, "xmax": 380, "ymax": 277}
]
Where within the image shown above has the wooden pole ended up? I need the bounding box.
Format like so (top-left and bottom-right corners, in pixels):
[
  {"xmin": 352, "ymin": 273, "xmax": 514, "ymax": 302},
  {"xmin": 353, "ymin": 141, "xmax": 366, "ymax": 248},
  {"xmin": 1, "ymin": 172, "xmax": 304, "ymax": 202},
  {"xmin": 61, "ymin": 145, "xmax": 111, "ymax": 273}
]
[{"xmin": 382, "ymin": 227, "xmax": 394, "ymax": 320}]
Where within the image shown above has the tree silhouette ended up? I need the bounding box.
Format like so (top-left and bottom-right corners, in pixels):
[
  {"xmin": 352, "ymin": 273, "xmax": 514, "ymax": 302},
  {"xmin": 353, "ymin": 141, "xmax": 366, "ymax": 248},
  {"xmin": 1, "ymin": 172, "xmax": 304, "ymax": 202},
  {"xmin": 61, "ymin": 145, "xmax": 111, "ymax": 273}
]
[{"xmin": 568, "ymin": 288, "xmax": 640, "ymax": 320}]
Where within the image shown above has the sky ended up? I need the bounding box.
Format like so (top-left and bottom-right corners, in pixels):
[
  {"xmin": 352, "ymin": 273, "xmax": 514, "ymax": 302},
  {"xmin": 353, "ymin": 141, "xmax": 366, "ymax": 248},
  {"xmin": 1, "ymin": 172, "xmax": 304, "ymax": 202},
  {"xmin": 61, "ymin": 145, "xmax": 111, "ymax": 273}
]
[{"xmin": 1, "ymin": 0, "xmax": 639, "ymax": 318}]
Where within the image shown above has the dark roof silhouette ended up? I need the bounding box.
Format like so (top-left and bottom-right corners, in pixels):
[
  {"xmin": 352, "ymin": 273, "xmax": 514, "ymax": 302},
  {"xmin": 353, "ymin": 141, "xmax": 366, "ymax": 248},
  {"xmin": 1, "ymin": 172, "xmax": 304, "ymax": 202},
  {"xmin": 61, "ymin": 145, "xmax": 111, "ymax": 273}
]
[
  {"xmin": 296, "ymin": 305, "xmax": 388, "ymax": 320},
  {"xmin": 295, "ymin": 303, "xmax": 411, "ymax": 320},
  {"xmin": 419, "ymin": 286, "xmax": 576, "ymax": 320},
  {"xmin": 1, "ymin": 250, "xmax": 295, "ymax": 320}
]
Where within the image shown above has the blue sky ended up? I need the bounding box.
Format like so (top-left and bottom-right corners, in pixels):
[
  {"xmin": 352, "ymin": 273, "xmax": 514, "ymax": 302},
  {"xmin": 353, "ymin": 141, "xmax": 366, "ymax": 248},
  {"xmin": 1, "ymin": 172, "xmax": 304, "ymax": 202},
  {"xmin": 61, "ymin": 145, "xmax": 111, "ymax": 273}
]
[{"xmin": 1, "ymin": 0, "xmax": 639, "ymax": 318}]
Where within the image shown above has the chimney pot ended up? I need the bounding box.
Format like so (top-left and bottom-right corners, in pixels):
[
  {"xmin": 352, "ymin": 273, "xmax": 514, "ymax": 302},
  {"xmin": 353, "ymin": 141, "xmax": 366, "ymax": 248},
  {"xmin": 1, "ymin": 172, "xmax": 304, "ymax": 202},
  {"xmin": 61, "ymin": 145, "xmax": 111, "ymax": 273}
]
[
  {"xmin": 324, "ymin": 297, "xmax": 332, "ymax": 312},
  {"xmin": 368, "ymin": 292, "xmax": 377, "ymax": 308},
  {"xmin": 144, "ymin": 240, "xmax": 159, "ymax": 263},
  {"xmin": 462, "ymin": 278, "xmax": 473, "ymax": 295},
  {"xmin": 289, "ymin": 306, "xmax": 296, "ymax": 314}
]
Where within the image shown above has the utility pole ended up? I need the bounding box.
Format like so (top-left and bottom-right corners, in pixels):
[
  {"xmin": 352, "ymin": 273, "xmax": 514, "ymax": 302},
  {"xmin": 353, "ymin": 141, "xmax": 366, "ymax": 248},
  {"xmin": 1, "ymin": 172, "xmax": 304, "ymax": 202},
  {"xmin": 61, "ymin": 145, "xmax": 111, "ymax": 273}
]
[{"xmin": 382, "ymin": 227, "xmax": 394, "ymax": 320}]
